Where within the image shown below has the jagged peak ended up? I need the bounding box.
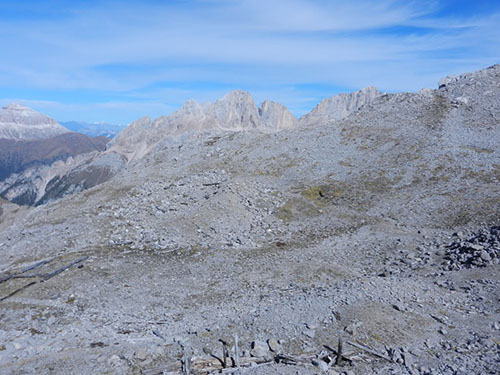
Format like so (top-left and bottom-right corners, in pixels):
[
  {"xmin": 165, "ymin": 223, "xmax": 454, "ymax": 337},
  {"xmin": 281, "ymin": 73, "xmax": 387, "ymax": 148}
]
[
  {"xmin": 299, "ymin": 86, "xmax": 382, "ymax": 126},
  {"xmin": 217, "ymin": 89, "xmax": 255, "ymax": 105},
  {"xmin": 259, "ymin": 100, "xmax": 283, "ymax": 111},
  {"xmin": 176, "ymin": 99, "xmax": 204, "ymax": 116}
]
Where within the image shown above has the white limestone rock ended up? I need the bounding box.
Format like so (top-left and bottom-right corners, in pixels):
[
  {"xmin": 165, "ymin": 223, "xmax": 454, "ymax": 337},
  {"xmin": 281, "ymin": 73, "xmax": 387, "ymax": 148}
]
[{"xmin": 259, "ymin": 100, "xmax": 298, "ymax": 130}]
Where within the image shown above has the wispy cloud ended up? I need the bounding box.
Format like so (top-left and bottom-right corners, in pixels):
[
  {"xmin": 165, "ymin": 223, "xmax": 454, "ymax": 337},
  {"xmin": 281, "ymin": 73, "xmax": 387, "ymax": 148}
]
[{"xmin": 0, "ymin": 0, "xmax": 498, "ymax": 122}]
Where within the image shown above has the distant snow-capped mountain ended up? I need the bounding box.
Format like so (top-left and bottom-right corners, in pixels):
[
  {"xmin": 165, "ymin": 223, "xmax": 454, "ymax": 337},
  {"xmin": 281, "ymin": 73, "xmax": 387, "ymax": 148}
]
[{"xmin": 0, "ymin": 103, "xmax": 70, "ymax": 140}]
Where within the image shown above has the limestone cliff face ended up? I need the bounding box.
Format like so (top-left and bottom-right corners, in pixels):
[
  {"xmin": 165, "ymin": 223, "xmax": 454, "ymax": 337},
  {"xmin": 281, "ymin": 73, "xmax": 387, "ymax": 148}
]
[
  {"xmin": 300, "ymin": 86, "xmax": 382, "ymax": 127},
  {"xmin": 0, "ymin": 103, "xmax": 69, "ymax": 140},
  {"xmin": 259, "ymin": 100, "xmax": 298, "ymax": 130}
]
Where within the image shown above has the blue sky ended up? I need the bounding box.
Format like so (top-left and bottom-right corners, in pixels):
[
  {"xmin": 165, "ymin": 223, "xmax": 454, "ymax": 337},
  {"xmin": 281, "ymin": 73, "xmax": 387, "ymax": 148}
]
[{"xmin": 0, "ymin": 0, "xmax": 499, "ymax": 125}]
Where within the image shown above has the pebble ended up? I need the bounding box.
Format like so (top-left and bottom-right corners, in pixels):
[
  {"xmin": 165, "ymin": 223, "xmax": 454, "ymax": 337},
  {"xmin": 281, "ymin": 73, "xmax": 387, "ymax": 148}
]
[
  {"xmin": 267, "ymin": 338, "xmax": 281, "ymax": 352},
  {"xmin": 135, "ymin": 349, "xmax": 148, "ymax": 361},
  {"xmin": 392, "ymin": 303, "xmax": 405, "ymax": 312},
  {"xmin": 303, "ymin": 329, "xmax": 316, "ymax": 338},
  {"xmin": 480, "ymin": 250, "xmax": 491, "ymax": 261},
  {"xmin": 306, "ymin": 322, "xmax": 318, "ymax": 330},
  {"xmin": 250, "ymin": 340, "xmax": 268, "ymax": 357},
  {"xmin": 312, "ymin": 358, "xmax": 328, "ymax": 371}
]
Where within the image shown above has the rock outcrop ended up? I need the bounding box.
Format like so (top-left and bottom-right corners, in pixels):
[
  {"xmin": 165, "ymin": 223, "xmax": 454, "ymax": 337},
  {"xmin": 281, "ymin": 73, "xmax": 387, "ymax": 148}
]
[
  {"xmin": 0, "ymin": 103, "xmax": 69, "ymax": 140},
  {"xmin": 299, "ymin": 86, "xmax": 382, "ymax": 126},
  {"xmin": 259, "ymin": 100, "xmax": 298, "ymax": 130}
]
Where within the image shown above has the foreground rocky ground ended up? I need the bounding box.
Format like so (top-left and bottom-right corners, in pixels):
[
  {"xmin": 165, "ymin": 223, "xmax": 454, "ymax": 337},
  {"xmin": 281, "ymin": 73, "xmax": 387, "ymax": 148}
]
[
  {"xmin": 0, "ymin": 221, "xmax": 498, "ymax": 375},
  {"xmin": 0, "ymin": 65, "xmax": 499, "ymax": 374}
]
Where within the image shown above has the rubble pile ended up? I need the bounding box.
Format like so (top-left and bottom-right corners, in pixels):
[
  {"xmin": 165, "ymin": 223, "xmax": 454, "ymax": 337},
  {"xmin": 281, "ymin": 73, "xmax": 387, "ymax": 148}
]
[{"xmin": 443, "ymin": 226, "xmax": 500, "ymax": 270}]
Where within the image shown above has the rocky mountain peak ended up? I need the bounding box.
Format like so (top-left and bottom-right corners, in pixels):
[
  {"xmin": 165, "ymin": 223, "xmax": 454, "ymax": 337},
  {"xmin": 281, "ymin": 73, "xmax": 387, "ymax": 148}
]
[
  {"xmin": 300, "ymin": 86, "xmax": 382, "ymax": 126},
  {"xmin": 177, "ymin": 99, "xmax": 205, "ymax": 116},
  {"xmin": 0, "ymin": 102, "xmax": 69, "ymax": 141},
  {"xmin": 3, "ymin": 102, "xmax": 31, "ymax": 111},
  {"xmin": 259, "ymin": 100, "xmax": 298, "ymax": 130},
  {"xmin": 208, "ymin": 90, "xmax": 261, "ymax": 130}
]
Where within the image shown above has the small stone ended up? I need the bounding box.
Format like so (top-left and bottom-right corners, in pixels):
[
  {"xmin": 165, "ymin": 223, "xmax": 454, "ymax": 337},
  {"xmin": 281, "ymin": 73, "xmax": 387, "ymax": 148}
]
[
  {"xmin": 493, "ymin": 322, "xmax": 500, "ymax": 330},
  {"xmin": 13, "ymin": 343, "xmax": 22, "ymax": 350},
  {"xmin": 250, "ymin": 340, "xmax": 268, "ymax": 357},
  {"xmin": 267, "ymin": 338, "xmax": 281, "ymax": 352},
  {"xmin": 392, "ymin": 303, "xmax": 405, "ymax": 312},
  {"xmin": 312, "ymin": 358, "xmax": 329, "ymax": 371},
  {"xmin": 480, "ymin": 250, "xmax": 491, "ymax": 262},
  {"xmin": 303, "ymin": 329, "xmax": 316, "ymax": 338},
  {"xmin": 402, "ymin": 352, "xmax": 413, "ymax": 366},
  {"xmin": 438, "ymin": 328, "xmax": 447, "ymax": 335},
  {"xmin": 470, "ymin": 244, "xmax": 484, "ymax": 251},
  {"xmin": 135, "ymin": 349, "xmax": 148, "ymax": 361},
  {"xmin": 306, "ymin": 322, "xmax": 318, "ymax": 330}
]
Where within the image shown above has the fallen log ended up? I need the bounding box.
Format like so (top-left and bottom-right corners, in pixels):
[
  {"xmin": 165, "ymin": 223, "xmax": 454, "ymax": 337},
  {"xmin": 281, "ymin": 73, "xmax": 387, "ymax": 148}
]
[
  {"xmin": 0, "ymin": 258, "xmax": 53, "ymax": 284},
  {"xmin": 346, "ymin": 340, "xmax": 392, "ymax": 362},
  {"xmin": 42, "ymin": 256, "xmax": 88, "ymax": 281}
]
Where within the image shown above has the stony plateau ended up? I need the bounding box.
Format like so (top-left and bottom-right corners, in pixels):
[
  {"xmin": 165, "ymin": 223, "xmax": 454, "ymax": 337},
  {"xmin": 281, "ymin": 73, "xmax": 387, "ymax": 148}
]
[{"xmin": 0, "ymin": 65, "xmax": 499, "ymax": 375}]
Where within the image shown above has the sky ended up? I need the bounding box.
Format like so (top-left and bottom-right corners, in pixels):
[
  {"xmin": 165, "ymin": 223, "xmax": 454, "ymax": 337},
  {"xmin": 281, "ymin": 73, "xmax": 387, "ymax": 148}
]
[{"xmin": 0, "ymin": 0, "xmax": 499, "ymax": 125}]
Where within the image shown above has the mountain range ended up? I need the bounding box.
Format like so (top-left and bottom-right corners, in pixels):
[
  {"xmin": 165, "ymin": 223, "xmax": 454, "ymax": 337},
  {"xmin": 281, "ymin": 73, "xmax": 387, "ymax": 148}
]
[
  {"xmin": 60, "ymin": 120, "xmax": 125, "ymax": 138},
  {"xmin": 0, "ymin": 86, "xmax": 383, "ymax": 205}
]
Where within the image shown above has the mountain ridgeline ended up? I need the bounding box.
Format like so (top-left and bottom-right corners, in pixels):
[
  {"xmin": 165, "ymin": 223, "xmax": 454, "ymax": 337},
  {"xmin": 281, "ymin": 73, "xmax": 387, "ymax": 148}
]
[
  {"xmin": 110, "ymin": 87, "xmax": 380, "ymax": 161},
  {"xmin": 1, "ymin": 64, "xmax": 499, "ymax": 207}
]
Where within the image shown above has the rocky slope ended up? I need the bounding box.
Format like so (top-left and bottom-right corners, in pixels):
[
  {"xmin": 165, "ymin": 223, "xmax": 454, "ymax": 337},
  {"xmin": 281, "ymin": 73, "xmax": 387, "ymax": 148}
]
[
  {"xmin": 0, "ymin": 133, "xmax": 109, "ymax": 181},
  {"xmin": 0, "ymin": 65, "xmax": 499, "ymax": 375},
  {"xmin": 0, "ymin": 103, "xmax": 69, "ymax": 141}
]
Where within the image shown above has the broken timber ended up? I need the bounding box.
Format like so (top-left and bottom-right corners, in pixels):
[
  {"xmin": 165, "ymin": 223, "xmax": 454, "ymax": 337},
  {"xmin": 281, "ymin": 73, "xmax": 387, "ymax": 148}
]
[
  {"xmin": 346, "ymin": 340, "xmax": 392, "ymax": 362},
  {"xmin": 0, "ymin": 256, "xmax": 89, "ymax": 302}
]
